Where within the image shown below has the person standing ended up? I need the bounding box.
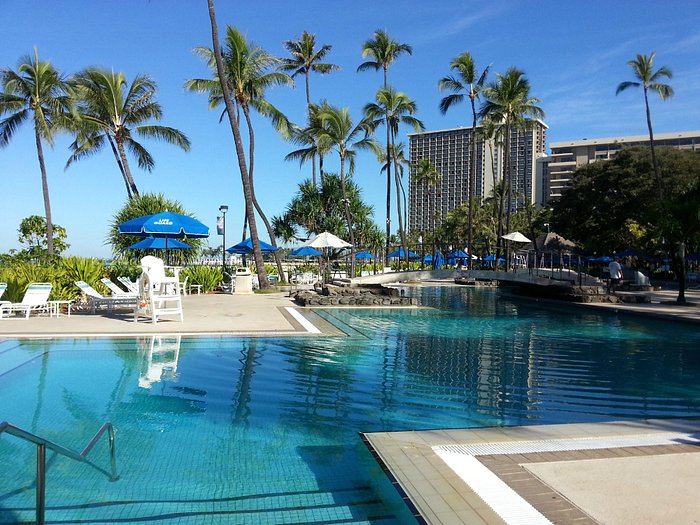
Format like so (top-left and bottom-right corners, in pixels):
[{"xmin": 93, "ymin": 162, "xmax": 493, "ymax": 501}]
[{"xmin": 608, "ymin": 257, "xmax": 623, "ymax": 293}]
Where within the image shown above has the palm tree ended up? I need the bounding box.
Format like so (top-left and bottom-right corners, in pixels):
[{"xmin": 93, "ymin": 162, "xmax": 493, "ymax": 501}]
[
  {"xmin": 438, "ymin": 52, "xmax": 490, "ymax": 269},
  {"xmin": 480, "ymin": 68, "xmax": 544, "ymax": 268},
  {"xmin": 0, "ymin": 50, "xmax": 72, "ymax": 256},
  {"xmin": 68, "ymin": 69, "xmax": 191, "ymax": 199},
  {"xmin": 616, "ymin": 52, "xmax": 673, "ymax": 194},
  {"xmin": 273, "ymin": 172, "xmax": 374, "ymax": 243},
  {"xmin": 364, "ymin": 87, "xmax": 423, "ymax": 265},
  {"xmin": 279, "ymin": 31, "xmax": 339, "ymax": 186},
  {"xmin": 285, "ymin": 101, "xmax": 333, "ymax": 181},
  {"xmin": 414, "ymin": 159, "xmax": 441, "ymax": 266},
  {"xmin": 315, "ymin": 105, "xmax": 378, "ymax": 276},
  {"xmin": 205, "ymin": 0, "xmax": 269, "ymax": 288},
  {"xmin": 357, "ymin": 30, "xmax": 412, "ymax": 264},
  {"xmin": 187, "ymin": 25, "xmax": 292, "ymax": 282}
]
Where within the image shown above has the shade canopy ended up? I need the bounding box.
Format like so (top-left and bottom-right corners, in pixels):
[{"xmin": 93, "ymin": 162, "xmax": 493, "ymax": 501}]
[
  {"xmin": 227, "ymin": 237, "xmax": 279, "ymax": 254},
  {"xmin": 424, "ymin": 251, "xmax": 445, "ymax": 268},
  {"xmin": 501, "ymin": 231, "xmax": 531, "ymax": 243},
  {"xmin": 533, "ymin": 232, "xmax": 578, "ymax": 253},
  {"xmin": 118, "ymin": 211, "xmax": 209, "ymax": 238},
  {"xmin": 303, "ymin": 231, "xmax": 352, "ymax": 249},
  {"xmin": 128, "ymin": 237, "xmax": 191, "ymax": 250},
  {"xmin": 387, "ymin": 248, "xmax": 418, "ymax": 258},
  {"xmin": 289, "ymin": 246, "xmax": 322, "ymax": 257},
  {"xmin": 354, "ymin": 251, "xmax": 376, "ymax": 260},
  {"xmin": 484, "ymin": 254, "xmax": 505, "ymax": 262},
  {"xmin": 448, "ymin": 249, "xmax": 470, "ymax": 259}
]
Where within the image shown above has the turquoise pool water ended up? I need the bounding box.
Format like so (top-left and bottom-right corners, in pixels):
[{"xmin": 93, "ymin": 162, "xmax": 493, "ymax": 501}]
[{"xmin": 1, "ymin": 286, "xmax": 699, "ymax": 523}]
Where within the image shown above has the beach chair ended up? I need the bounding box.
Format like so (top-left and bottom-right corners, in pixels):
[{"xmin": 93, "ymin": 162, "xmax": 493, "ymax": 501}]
[
  {"xmin": 0, "ymin": 282, "xmax": 9, "ymax": 309},
  {"xmin": 0, "ymin": 282, "xmax": 52, "ymax": 319},
  {"xmin": 75, "ymin": 281, "xmax": 137, "ymax": 314},
  {"xmin": 100, "ymin": 277, "xmax": 137, "ymax": 296},
  {"xmin": 117, "ymin": 276, "xmax": 139, "ymax": 294}
]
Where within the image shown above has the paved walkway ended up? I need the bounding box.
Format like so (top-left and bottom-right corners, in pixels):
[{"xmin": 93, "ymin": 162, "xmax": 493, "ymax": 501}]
[{"xmin": 0, "ymin": 292, "xmax": 342, "ymax": 337}]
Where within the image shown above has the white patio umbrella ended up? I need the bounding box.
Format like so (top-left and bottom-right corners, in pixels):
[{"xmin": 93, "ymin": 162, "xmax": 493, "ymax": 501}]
[
  {"xmin": 501, "ymin": 231, "xmax": 531, "ymax": 243},
  {"xmin": 302, "ymin": 231, "xmax": 352, "ymax": 249},
  {"xmin": 302, "ymin": 232, "xmax": 351, "ymax": 282}
]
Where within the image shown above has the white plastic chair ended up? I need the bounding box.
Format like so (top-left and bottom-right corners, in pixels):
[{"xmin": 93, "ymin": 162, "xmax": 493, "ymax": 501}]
[
  {"xmin": 0, "ymin": 282, "xmax": 9, "ymax": 309},
  {"xmin": 75, "ymin": 281, "xmax": 137, "ymax": 313},
  {"xmin": 100, "ymin": 277, "xmax": 137, "ymax": 296},
  {"xmin": 0, "ymin": 283, "xmax": 52, "ymax": 319}
]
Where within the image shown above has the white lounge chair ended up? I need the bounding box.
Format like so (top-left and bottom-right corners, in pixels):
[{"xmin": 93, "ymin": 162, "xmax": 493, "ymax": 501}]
[
  {"xmin": 0, "ymin": 282, "xmax": 52, "ymax": 319},
  {"xmin": 0, "ymin": 282, "xmax": 10, "ymax": 309},
  {"xmin": 75, "ymin": 281, "xmax": 137, "ymax": 314},
  {"xmin": 117, "ymin": 276, "xmax": 139, "ymax": 294},
  {"xmin": 100, "ymin": 277, "xmax": 137, "ymax": 296}
]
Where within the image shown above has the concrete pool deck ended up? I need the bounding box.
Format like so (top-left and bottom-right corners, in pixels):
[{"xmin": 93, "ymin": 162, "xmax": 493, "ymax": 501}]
[
  {"xmin": 0, "ymin": 291, "xmax": 345, "ymax": 337},
  {"xmin": 1, "ymin": 284, "xmax": 699, "ymax": 524}
]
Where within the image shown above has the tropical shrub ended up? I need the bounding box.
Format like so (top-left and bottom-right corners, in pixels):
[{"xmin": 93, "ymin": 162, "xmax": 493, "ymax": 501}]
[
  {"xmin": 181, "ymin": 265, "xmax": 222, "ymax": 293},
  {"xmin": 108, "ymin": 193, "xmax": 205, "ymax": 265},
  {"xmin": 107, "ymin": 259, "xmax": 141, "ymax": 281}
]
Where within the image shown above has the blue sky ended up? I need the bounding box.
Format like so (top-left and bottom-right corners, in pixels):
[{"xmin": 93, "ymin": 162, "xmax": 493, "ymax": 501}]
[{"xmin": 1, "ymin": 0, "xmax": 699, "ymax": 257}]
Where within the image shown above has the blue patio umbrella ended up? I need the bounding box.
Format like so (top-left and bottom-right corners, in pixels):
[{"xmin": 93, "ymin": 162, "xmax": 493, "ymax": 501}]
[
  {"xmin": 687, "ymin": 253, "xmax": 700, "ymax": 261},
  {"xmin": 586, "ymin": 255, "xmax": 612, "ymax": 263},
  {"xmin": 128, "ymin": 237, "xmax": 191, "ymax": 250},
  {"xmin": 448, "ymin": 249, "xmax": 469, "ymax": 259},
  {"xmin": 227, "ymin": 237, "xmax": 279, "ymax": 254},
  {"xmin": 435, "ymin": 250, "xmax": 445, "ymax": 269},
  {"xmin": 354, "ymin": 251, "xmax": 376, "ymax": 260},
  {"xmin": 119, "ymin": 211, "xmax": 209, "ymax": 238},
  {"xmin": 484, "ymin": 254, "xmax": 505, "ymax": 263},
  {"xmin": 119, "ymin": 211, "xmax": 207, "ymax": 264},
  {"xmin": 387, "ymin": 248, "xmax": 418, "ymax": 258},
  {"xmin": 289, "ymin": 246, "xmax": 322, "ymax": 257}
]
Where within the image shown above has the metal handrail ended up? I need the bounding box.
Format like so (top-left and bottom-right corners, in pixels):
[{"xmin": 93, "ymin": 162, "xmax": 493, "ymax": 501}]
[{"xmin": 0, "ymin": 420, "xmax": 118, "ymax": 525}]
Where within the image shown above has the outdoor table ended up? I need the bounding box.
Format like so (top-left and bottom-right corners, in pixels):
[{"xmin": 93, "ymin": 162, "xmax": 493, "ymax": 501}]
[{"xmin": 47, "ymin": 300, "xmax": 72, "ymax": 318}]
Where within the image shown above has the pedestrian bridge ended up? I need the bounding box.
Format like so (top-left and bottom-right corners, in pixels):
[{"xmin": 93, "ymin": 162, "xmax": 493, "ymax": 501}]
[{"xmin": 351, "ymin": 268, "xmax": 602, "ymax": 287}]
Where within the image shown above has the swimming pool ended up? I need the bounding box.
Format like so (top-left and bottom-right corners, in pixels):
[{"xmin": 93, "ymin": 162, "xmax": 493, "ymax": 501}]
[{"xmin": 1, "ymin": 286, "xmax": 699, "ymax": 523}]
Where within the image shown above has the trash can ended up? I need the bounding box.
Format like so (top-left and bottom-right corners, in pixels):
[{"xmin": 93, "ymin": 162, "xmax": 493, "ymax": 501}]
[{"xmin": 234, "ymin": 267, "xmax": 254, "ymax": 294}]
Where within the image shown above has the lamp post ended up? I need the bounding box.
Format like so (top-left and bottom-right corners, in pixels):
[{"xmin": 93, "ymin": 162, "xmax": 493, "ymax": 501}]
[{"xmin": 219, "ymin": 205, "xmax": 228, "ymax": 272}]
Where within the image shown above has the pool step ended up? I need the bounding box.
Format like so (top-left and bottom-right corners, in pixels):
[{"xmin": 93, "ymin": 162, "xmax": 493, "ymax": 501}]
[{"xmin": 1, "ymin": 485, "xmax": 398, "ymax": 524}]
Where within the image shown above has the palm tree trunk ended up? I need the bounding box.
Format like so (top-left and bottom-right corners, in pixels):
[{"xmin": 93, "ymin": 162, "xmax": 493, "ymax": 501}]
[
  {"xmin": 242, "ymin": 104, "xmax": 286, "ymax": 282},
  {"xmin": 503, "ymin": 122, "xmax": 513, "ymax": 271},
  {"xmin": 468, "ymin": 97, "xmax": 477, "ymax": 270},
  {"xmin": 339, "ymin": 154, "xmax": 356, "ymax": 277},
  {"xmin": 644, "ymin": 87, "xmax": 663, "ymax": 198},
  {"xmin": 391, "ymin": 129, "xmax": 408, "ymax": 269},
  {"xmin": 34, "ymin": 125, "xmax": 54, "ymax": 256},
  {"xmin": 207, "ymin": 0, "xmax": 268, "ymax": 288},
  {"xmin": 107, "ymin": 135, "xmax": 132, "ymax": 199},
  {"xmin": 115, "ymin": 138, "xmax": 140, "ymax": 198},
  {"xmin": 384, "ymin": 121, "xmax": 392, "ymax": 269},
  {"xmin": 304, "ymin": 72, "xmax": 317, "ymax": 188}
]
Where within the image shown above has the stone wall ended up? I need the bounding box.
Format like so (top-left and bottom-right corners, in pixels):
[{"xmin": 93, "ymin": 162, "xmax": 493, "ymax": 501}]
[{"xmin": 293, "ymin": 284, "xmax": 418, "ymax": 307}]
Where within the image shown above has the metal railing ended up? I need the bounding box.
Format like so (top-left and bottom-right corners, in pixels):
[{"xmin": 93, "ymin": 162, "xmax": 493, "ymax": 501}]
[{"xmin": 0, "ymin": 420, "xmax": 118, "ymax": 525}]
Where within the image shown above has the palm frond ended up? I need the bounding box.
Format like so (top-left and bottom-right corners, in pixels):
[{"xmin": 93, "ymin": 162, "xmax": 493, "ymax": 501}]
[
  {"xmin": 135, "ymin": 125, "xmax": 191, "ymax": 151},
  {"xmin": 126, "ymin": 138, "xmax": 155, "ymax": 171}
]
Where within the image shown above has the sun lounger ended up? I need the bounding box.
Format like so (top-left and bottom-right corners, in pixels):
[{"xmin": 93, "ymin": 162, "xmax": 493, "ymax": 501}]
[
  {"xmin": 0, "ymin": 282, "xmax": 52, "ymax": 319},
  {"xmin": 100, "ymin": 277, "xmax": 137, "ymax": 296},
  {"xmin": 117, "ymin": 276, "xmax": 139, "ymax": 294},
  {"xmin": 75, "ymin": 281, "xmax": 137, "ymax": 314},
  {"xmin": 0, "ymin": 282, "xmax": 10, "ymax": 309}
]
